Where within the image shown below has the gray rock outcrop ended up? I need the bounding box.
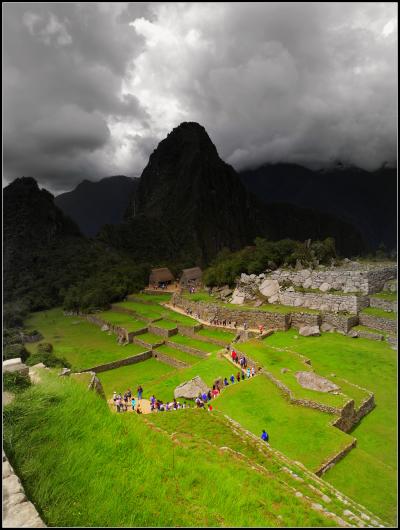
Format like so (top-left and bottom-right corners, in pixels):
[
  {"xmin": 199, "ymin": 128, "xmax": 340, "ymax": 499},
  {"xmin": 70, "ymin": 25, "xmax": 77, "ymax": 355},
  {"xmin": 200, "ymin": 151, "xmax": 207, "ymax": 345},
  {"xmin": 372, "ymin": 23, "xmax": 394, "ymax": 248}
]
[
  {"xmin": 295, "ymin": 371, "xmax": 340, "ymax": 393},
  {"xmin": 174, "ymin": 376, "xmax": 209, "ymax": 399},
  {"xmin": 299, "ymin": 325, "xmax": 321, "ymax": 337}
]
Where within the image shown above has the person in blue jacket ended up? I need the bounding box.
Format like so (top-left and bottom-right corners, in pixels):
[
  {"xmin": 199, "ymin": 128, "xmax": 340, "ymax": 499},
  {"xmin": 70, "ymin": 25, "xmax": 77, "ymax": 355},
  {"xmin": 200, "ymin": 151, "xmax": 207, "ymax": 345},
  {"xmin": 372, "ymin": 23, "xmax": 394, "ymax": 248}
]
[{"xmin": 261, "ymin": 429, "xmax": 269, "ymax": 442}]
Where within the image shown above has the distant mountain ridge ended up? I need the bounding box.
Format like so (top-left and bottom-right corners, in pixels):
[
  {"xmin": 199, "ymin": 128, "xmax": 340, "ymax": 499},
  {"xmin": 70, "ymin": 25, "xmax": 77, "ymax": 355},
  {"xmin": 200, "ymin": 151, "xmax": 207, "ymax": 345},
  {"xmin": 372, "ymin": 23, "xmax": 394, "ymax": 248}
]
[
  {"xmin": 55, "ymin": 175, "xmax": 139, "ymax": 237},
  {"xmin": 239, "ymin": 163, "xmax": 397, "ymax": 251}
]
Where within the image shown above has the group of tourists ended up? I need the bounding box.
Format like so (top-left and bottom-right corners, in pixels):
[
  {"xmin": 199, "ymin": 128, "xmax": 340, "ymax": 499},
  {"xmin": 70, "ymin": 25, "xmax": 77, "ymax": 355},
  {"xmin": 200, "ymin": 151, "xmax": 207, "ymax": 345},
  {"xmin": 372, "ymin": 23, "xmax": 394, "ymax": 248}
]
[{"xmin": 113, "ymin": 385, "xmax": 144, "ymax": 413}]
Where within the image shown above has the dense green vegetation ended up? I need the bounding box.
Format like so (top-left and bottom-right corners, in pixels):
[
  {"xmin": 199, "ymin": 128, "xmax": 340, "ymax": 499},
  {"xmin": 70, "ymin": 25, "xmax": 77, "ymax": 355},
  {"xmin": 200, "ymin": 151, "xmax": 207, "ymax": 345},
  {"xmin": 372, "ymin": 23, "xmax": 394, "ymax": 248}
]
[
  {"xmin": 4, "ymin": 372, "xmax": 340, "ymax": 527},
  {"xmin": 3, "ymin": 371, "xmax": 32, "ymax": 393},
  {"xmin": 203, "ymin": 237, "xmax": 337, "ymax": 287}
]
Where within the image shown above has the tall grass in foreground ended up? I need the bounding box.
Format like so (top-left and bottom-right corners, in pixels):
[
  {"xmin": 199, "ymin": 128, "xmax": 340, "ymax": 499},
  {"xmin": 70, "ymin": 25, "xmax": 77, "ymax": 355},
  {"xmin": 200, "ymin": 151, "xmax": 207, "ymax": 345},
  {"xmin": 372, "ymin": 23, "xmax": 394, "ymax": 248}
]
[{"xmin": 4, "ymin": 373, "xmax": 334, "ymax": 527}]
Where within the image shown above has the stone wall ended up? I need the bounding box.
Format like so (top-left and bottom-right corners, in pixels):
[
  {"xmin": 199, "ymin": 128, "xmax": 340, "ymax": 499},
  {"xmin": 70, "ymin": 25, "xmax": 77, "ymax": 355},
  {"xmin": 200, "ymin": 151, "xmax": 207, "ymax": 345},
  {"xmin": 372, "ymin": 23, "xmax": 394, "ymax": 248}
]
[
  {"xmin": 321, "ymin": 313, "xmax": 359, "ymax": 333},
  {"xmin": 3, "ymin": 452, "xmax": 46, "ymax": 528},
  {"xmin": 369, "ymin": 297, "xmax": 397, "ymax": 312},
  {"xmin": 148, "ymin": 324, "xmax": 178, "ymax": 338},
  {"xmin": 132, "ymin": 336, "xmax": 164, "ymax": 349},
  {"xmin": 358, "ymin": 313, "xmax": 397, "ymax": 335},
  {"xmin": 332, "ymin": 394, "xmax": 375, "ymax": 432},
  {"xmin": 315, "ymin": 439, "xmax": 357, "ymax": 476},
  {"xmin": 177, "ymin": 323, "xmax": 203, "ymax": 333},
  {"xmin": 267, "ymin": 265, "xmax": 397, "ymax": 294},
  {"xmin": 85, "ymin": 314, "xmax": 148, "ymax": 343},
  {"xmin": 355, "ymin": 330, "xmax": 384, "ymax": 341},
  {"xmin": 152, "ymin": 350, "xmax": 189, "ymax": 369},
  {"xmin": 110, "ymin": 304, "xmax": 162, "ymax": 324},
  {"xmin": 164, "ymin": 340, "xmax": 208, "ymax": 358},
  {"xmin": 173, "ymin": 294, "xmax": 290, "ymax": 330},
  {"xmin": 289, "ymin": 313, "xmax": 321, "ymax": 330},
  {"xmin": 279, "ymin": 291, "xmax": 369, "ymax": 314},
  {"xmin": 82, "ymin": 350, "xmax": 152, "ymax": 373},
  {"xmin": 177, "ymin": 325, "xmax": 230, "ymax": 347}
]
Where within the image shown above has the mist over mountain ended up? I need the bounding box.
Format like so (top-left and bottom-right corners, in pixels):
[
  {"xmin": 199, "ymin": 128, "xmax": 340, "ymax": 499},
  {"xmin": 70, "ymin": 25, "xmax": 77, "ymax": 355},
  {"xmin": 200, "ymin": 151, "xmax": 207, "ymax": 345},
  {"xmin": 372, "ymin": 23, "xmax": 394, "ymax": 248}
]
[
  {"xmin": 239, "ymin": 163, "xmax": 397, "ymax": 251},
  {"xmin": 99, "ymin": 122, "xmax": 366, "ymax": 264},
  {"xmin": 55, "ymin": 175, "xmax": 139, "ymax": 237}
]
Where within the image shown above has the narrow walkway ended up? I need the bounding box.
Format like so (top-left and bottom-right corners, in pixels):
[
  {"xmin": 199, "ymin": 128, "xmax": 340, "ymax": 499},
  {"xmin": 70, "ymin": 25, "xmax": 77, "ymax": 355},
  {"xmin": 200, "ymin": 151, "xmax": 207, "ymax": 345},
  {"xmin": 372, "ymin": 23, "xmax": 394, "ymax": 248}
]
[{"xmin": 108, "ymin": 397, "xmax": 152, "ymax": 415}]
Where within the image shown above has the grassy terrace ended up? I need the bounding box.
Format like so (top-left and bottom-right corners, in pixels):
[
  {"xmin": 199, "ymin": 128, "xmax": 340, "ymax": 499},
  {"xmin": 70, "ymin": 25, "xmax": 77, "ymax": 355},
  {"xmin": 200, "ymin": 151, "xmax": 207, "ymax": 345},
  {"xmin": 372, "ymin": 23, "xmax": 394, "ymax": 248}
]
[
  {"xmin": 132, "ymin": 292, "xmax": 173, "ymax": 303},
  {"xmin": 135, "ymin": 332, "xmax": 164, "ymax": 345},
  {"xmin": 213, "ymin": 375, "xmax": 353, "ymax": 472},
  {"xmin": 196, "ymin": 327, "xmax": 236, "ymax": 342},
  {"xmin": 3, "ymin": 373, "xmax": 338, "ymax": 527},
  {"xmin": 353, "ymin": 324, "xmax": 390, "ymax": 337},
  {"xmin": 97, "ymin": 310, "xmax": 147, "ymax": 332},
  {"xmin": 237, "ymin": 341, "xmax": 349, "ymax": 409},
  {"xmin": 370, "ymin": 291, "xmax": 397, "ymax": 301},
  {"xmin": 150, "ymin": 319, "xmax": 178, "ymax": 330},
  {"xmin": 24, "ymin": 308, "xmax": 147, "ymax": 371},
  {"xmin": 182, "ymin": 291, "xmax": 320, "ymax": 314},
  {"xmin": 361, "ymin": 306, "xmax": 397, "ymax": 319},
  {"xmin": 167, "ymin": 334, "xmax": 222, "ymax": 353},
  {"xmin": 154, "ymin": 345, "xmax": 200, "ymax": 365},
  {"xmin": 264, "ymin": 330, "xmax": 397, "ymax": 524},
  {"xmin": 114, "ymin": 301, "xmax": 163, "ymax": 320},
  {"xmin": 98, "ymin": 358, "xmax": 176, "ymax": 399}
]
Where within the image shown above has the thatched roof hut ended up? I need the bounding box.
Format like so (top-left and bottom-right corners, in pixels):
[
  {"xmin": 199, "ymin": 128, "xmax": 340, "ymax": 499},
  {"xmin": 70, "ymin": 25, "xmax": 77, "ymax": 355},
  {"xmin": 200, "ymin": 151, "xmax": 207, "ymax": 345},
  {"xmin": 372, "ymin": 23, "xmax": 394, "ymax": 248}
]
[
  {"xmin": 179, "ymin": 267, "xmax": 203, "ymax": 286},
  {"xmin": 149, "ymin": 267, "xmax": 174, "ymax": 285}
]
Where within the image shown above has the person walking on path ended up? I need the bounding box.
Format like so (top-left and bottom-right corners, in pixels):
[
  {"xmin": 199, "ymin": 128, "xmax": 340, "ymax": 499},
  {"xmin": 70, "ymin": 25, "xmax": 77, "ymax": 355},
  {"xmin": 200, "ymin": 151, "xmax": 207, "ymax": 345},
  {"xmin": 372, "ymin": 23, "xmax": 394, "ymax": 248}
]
[
  {"xmin": 261, "ymin": 430, "xmax": 269, "ymax": 442},
  {"xmin": 137, "ymin": 385, "xmax": 143, "ymax": 401},
  {"xmin": 251, "ymin": 367, "xmax": 255, "ymax": 377},
  {"xmin": 230, "ymin": 374, "xmax": 235, "ymax": 384},
  {"xmin": 247, "ymin": 367, "xmax": 251, "ymax": 378},
  {"xmin": 241, "ymin": 371, "xmax": 245, "ymax": 381},
  {"xmin": 236, "ymin": 372, "xmax": 241, "ymax": 382},
  {"xmin": 131, "ymin": 397, "xmax": 136, "ymax": 411}
]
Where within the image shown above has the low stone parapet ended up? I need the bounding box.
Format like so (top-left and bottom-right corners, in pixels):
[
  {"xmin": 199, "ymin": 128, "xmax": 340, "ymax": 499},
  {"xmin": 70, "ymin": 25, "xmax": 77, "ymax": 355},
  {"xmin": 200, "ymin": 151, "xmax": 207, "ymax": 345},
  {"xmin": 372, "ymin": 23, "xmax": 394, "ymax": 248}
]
[
  {"xmin": 148, "ymin": 324, "xmax": 178, "ymax": 338},
  {"xmin": 359, "ymin": 313, "xmax": 397, "ymax": 335},
  {"xmin": 354, "ymin": 330, "xmax": 384, "ymax": 341},
  {"xmin": 82, "ymin": 350, "xmax": 152, "ymax": 373},
  {"xmin": 164, "ymin": 340, "xmax": 208, "ymax": 358},
  {"xmin": 315, "ymin": 439, "xmax": 357, "ymax": 476},
  {"xmin": 369, "ymin": 297, "xmax": 397, "ymax": 312},
  {"xmin": 279, "ymin": 291, "xmax": 369, "ymax": 314},
  {"xmin": 172, "ymin": 294, "xmax": 290, "ymax": 330},
  {"xmin": 151, "ymin": 350, "xmax": 189, "ymax": 368}
]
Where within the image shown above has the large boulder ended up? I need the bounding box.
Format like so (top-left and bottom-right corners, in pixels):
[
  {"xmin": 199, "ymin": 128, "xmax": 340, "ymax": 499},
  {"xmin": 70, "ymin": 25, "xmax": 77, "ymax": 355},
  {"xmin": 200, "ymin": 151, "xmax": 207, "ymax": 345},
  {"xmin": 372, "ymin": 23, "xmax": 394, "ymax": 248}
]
[
  {"xmin": 259, "ymin": 279, "xmax": 280, "ymax": 298},
  {"xmin": 299, "ymin": 325, "xmax": 321, "ymax": 337},
  {"xmin": 231, "ymin": 289, "xmax": 245, "ymax": 305},
  {"xmin": 295, "ymin": 371, "xmax": 340, "ymax": 393},
  {"xmin": 319, "ymin": 283, "xmax": 331, "ymax": 293},
  {"xmin": 174, "ymin": 376, "xmax": 209, "ymax": 399},
  {"xmin": 3, "ymin": 358, "xmax": 29, "ymax": 377}
]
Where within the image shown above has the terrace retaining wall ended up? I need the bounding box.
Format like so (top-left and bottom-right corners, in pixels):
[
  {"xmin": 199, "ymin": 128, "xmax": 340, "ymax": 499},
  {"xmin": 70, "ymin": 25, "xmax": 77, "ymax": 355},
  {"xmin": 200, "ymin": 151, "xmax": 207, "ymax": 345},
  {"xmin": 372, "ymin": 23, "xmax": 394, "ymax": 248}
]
[
  {"xmin": 315, "ymin": 439, "xmax": 357, "ymax": 476},
  {"xmin": 172, "ymin": 294, "xmax": 290, "ymax": 330},
  {"xmin": 148, "ymin": 324, "xmax": 178, "ymax": 338},
  {"xmin": 82, "ymin": 350, "xmax": 152, "ymax": 373},
  {"xmin": 177, "ymin": 326, "xmax": 231, "ymax": 347},
  {"xmin": 369, "ymin": 297, "xmax": 397, "ymax": 312},
  {"xmin": 279, "ymin": 291, "xmax": 369, "ymax": 314},
  {"xmin": 164, "ymin": 340, "xmax": 208, "ymax": 358},
  {"xmin": 132, "ymin": 336, "xmax": 164, "ymax": 349},
  {"xmin": 358, "ymin": 313, "xmax": 397, "ymax": 335},
  {"xmin": 289, "ymin": 312, "xmax": 321, "ymax": 330},
  {"xmin": 321, "ymin": 313, "xmax": 359, "ymax": 333},
  {"xmin": 84, "ymin": 314, "xmax": 148, "ymax": 343},
  {"xmin": 151, "ymin": 350, "xmax": 189, "ymax": 369},
  {"xmin": 110, "ymin": 304, "xmax": 162, "ymax": 324},
  {"xmin": 354, "ymin": 330, "xmax": 384, "ymax": 341}
]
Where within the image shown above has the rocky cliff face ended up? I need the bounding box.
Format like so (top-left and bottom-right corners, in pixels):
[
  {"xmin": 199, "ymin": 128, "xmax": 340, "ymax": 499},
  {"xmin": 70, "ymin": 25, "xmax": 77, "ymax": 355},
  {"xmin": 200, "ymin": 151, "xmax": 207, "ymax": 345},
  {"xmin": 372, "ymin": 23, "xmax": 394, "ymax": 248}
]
[{"xmin": 101, "ymin": 122, "xmax": 366, "ymax": 264}]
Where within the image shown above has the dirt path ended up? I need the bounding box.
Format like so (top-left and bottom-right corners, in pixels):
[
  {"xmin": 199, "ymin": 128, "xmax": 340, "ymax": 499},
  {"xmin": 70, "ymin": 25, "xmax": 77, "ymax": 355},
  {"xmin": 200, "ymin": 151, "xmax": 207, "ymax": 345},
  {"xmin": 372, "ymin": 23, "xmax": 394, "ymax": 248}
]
[{"xmin": 108, "ymin": 397, "xmax": 152, "ymax": 414}]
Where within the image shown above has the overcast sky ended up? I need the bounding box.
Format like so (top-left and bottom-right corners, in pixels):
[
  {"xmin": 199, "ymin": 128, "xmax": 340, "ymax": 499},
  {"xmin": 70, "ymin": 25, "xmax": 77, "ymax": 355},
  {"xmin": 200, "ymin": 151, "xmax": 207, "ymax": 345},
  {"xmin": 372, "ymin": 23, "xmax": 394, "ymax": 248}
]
[{"xmin": 3, "ymin": 2, "xmax": 397, "ymax": 194}]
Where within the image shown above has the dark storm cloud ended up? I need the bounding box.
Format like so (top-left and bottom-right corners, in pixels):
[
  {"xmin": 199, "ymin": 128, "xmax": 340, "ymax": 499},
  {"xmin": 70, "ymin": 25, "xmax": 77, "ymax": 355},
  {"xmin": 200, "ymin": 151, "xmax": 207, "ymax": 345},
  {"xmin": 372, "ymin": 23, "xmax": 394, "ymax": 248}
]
[{"xmin": 3, "ymin": 3, "xmax": 397, "ymax": 193}]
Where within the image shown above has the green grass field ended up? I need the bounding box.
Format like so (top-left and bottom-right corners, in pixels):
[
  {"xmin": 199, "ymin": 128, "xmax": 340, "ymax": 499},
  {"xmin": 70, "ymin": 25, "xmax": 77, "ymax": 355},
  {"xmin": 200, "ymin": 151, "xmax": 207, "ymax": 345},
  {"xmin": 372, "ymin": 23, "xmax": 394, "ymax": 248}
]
[
  {"xmin": 196, "ymin": 327, "xmax": 236, "ymax": 342},
  {"xmin": 154, "ymin": 345, "xmax": 201, "ymax": 366},
  {"xmin": 113, "ymin": 301, "xmax": 163, "ymax": 320},
  {"xmin": 370, "ymin": 291, "xmax": 397, "ymax": 301},
  {"xmin": 132, "ymin": 292, "xmax": 173, "ymax": 303},
  {"xmin": 237, "ymin": 341, "xmax": 349, "ymax": 409},
  {"xmin": 360, "ymin": 306, "xmax": 397, "ymax": 319},
  {"xmin": 3, "ymin": 373, "xmax": 341, "ymax": 527},
  {"xmin": 213, "ymin": 375, "xmax": 353, "ymax": 471},
  {"xmin": 24, "ymin": 309, "xmax": 147, "ymax": 371},
  {"xmin": 167, "ymin": 334, "xmax": 222, "ymax": 353},
  {"xmin": 97, "ymin": 310, "xmax": 147, "ymax": 332},
  {"xmin": 263, "ymin": 330, "xmax": 397, "ymax": 524},
  {"xmin": 134, "ymin": 332, "xmax": 165, "ymax": 345},
  {"xmin": 150, "ymin": 319, "xmax": 178, "ymax": 330},
  {"xmin": 98, "ymin": 358, "xmax": 176, "ymax": 399}
]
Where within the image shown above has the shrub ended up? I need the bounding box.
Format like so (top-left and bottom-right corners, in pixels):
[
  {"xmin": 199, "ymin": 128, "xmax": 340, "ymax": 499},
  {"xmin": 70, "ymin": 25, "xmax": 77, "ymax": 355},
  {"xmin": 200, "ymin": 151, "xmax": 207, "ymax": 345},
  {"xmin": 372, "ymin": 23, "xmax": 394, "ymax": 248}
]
[
  {"xmin": 26, "ymin": 351, "xmax": 71, "ymax": 369},
  {"xmin": 3, "ymin": 343, "xmax": 30, "ymax": 362},
  {"xmin": 37, "ymin": 342, "xmax": 53, "ymax": 354},
  {"xmin": 3, "ymin": 371, "xmax": 31, "ymax": 393}
]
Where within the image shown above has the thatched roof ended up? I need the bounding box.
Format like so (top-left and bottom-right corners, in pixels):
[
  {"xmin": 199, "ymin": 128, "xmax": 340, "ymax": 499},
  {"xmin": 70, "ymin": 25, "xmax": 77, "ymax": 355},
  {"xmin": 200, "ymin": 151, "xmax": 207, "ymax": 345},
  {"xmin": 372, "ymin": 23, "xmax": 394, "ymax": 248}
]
[
  {"xmin": 180, "ymin": 267, "xmax": 203, "ymax": 283},
  {"xmin": 149, "ymin": 267, "xmax": 174, "ymax": 283}
]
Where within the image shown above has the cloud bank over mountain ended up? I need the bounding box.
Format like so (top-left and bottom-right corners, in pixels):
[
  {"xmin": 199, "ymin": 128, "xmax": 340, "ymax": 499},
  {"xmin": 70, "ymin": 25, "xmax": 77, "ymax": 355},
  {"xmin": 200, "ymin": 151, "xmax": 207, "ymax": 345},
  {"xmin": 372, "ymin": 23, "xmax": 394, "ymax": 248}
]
[{"xmin": 3, "ymin": 2, "xmax": 397, "ymax": 192}]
